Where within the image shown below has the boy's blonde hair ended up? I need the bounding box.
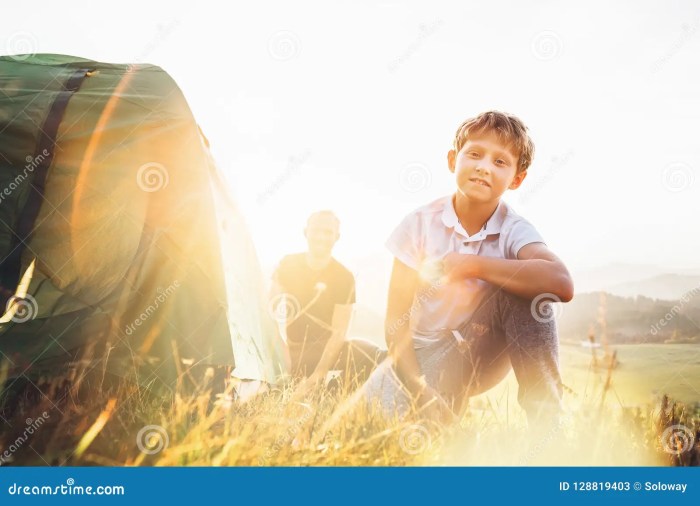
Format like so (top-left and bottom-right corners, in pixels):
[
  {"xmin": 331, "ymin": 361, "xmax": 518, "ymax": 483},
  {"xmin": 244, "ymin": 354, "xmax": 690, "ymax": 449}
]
[{"xmin": 453, "ymin": 111, "xmax": 535, "ymax": 174}]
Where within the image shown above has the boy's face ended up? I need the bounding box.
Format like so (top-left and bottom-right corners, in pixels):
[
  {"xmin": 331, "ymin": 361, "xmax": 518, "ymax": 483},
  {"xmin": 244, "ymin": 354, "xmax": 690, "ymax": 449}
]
[{"xmin": 447, "ymin": 130, "xmax": 527, "ymax": 203}]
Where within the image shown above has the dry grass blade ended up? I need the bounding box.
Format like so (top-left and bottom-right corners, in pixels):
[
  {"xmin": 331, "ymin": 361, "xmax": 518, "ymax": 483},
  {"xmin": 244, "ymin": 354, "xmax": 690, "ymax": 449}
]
[{"xmin": 74, "ymin": 398, "xmax": 117, "ymax": 459}]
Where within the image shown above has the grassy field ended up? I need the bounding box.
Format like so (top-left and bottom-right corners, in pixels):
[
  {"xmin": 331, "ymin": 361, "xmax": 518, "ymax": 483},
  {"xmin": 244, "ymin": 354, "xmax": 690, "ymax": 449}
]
[
  {"xmin": 559, "ymin": 343, "xmax": 700, "ymax": 406},
  {"xmin": 480, "ymin": 342, "xmax": 700, "ymax": 407},
  {"xmin": 0, "ymin": 343, "xmax": 698, "ymax": 467}
]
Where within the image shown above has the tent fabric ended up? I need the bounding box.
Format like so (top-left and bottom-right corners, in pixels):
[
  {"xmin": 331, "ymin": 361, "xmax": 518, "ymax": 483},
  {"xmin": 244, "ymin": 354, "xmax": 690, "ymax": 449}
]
[{"xmin": 0, "ymin": 54, "xmax": 286, "ymax": 387}]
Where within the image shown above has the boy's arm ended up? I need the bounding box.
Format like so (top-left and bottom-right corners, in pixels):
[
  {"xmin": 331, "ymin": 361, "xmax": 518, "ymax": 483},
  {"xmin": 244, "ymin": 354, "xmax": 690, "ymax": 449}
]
[
  {"xmin": 444, "ymin": 242, "xmax": 574, "ymax": 302},
  {"xmin": 386, "ymin": 258, "xmax": 454, "ymax": 419},
  {"xmin": 385, "ymin": 258, "xmax": 425, "ymax": 394}
]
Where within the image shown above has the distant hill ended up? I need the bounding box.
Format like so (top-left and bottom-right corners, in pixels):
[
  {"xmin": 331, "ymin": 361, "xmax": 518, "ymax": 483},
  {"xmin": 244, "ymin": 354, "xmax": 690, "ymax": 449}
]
[
  {"xmin": 350, "ymin": 291, "xmax": 700, "ymax": 346},
  {"xmin": 348, "ymin": 264, "xmax": 700, "ymax": 346},
  {"xmin": 558, "ymin": 292, "xmax": 700, "ymax": 344},
  {"xmin": 605, "ymin": 273, "xmax": 700, "ymax": 300},
  {"xmin": 572, "ymin": 263, "xmax": 668, "ymax": 293},
  {"xmin": 571, "ymin": 263, "xmax": 700, "ymax": 296}
]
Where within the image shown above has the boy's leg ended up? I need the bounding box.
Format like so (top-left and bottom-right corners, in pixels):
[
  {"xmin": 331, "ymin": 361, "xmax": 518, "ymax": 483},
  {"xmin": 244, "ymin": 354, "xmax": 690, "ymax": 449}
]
[
  {"xmin": 362, "ymin": 357, "xmax": 413, "ymax": 416},
  {"xmin": 362, "ymin": 338, "xmax": 467, "ymax": 417},
  {"xmin": 454, "ymin": 286, "xmax": 563, "ymax": 426}
]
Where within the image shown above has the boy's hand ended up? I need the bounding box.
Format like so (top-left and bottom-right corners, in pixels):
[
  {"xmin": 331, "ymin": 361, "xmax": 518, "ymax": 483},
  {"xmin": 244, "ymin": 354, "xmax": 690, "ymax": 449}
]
[{"xmin": 441, "ymin": 252, "xmax": 480, "ymax": 282}]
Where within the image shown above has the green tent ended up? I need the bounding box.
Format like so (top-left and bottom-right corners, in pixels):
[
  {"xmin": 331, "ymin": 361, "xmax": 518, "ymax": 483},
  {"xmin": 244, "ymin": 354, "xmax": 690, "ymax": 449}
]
[{"xmin": 0, "ymin": 54, "xmax": 285, "ymax": 390}]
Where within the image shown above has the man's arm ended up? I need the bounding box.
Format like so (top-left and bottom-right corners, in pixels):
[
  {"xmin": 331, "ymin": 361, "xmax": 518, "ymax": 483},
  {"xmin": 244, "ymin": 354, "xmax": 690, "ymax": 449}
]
[
  {"xmin": 443, "ymin": 242, "xmax": 574, "ymax": 302},
  {"xmin": 306, "ymin": 303, "xmax": 354, "ymax": 382}
]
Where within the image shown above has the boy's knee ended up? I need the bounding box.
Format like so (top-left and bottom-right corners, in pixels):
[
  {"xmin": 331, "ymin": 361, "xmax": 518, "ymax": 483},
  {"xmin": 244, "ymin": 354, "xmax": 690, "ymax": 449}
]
[{"xmin": 497, "ymin": 289, "xmax": 559, "ymax": 331}]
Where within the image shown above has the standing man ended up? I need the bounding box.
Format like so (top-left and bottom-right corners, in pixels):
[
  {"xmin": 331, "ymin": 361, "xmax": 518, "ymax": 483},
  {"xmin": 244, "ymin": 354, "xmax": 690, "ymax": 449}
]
[{"xmin": 271, "ymin": 210, "xmax": 385, "ymax": 389}]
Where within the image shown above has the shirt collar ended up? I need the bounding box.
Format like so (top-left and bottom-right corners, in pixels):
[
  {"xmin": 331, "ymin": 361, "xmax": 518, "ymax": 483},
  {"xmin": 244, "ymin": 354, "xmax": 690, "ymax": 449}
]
[{"xmin": 441, "ymin": 194, "xmax": 508, "ymax": 239}]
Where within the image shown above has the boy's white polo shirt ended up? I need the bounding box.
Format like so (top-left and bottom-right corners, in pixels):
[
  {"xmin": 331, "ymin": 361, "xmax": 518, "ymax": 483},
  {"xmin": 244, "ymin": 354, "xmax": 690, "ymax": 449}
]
[{"xmin": 386, "ymin": 194, "xmax": 545, "ymax": 346}]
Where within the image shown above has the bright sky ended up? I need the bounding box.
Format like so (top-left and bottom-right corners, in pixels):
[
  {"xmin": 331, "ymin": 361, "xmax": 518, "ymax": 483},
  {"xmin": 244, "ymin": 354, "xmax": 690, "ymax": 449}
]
[{"xmin": 3, "ymin": 0, "xmax": 700, "ymax": 309}]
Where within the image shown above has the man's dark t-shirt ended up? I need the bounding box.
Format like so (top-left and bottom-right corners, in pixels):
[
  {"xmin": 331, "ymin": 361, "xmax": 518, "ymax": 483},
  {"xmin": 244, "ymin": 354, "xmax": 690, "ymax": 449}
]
[{"xmin": 273, "ymin": 253, "xmax": 355, "ymax": 372}]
